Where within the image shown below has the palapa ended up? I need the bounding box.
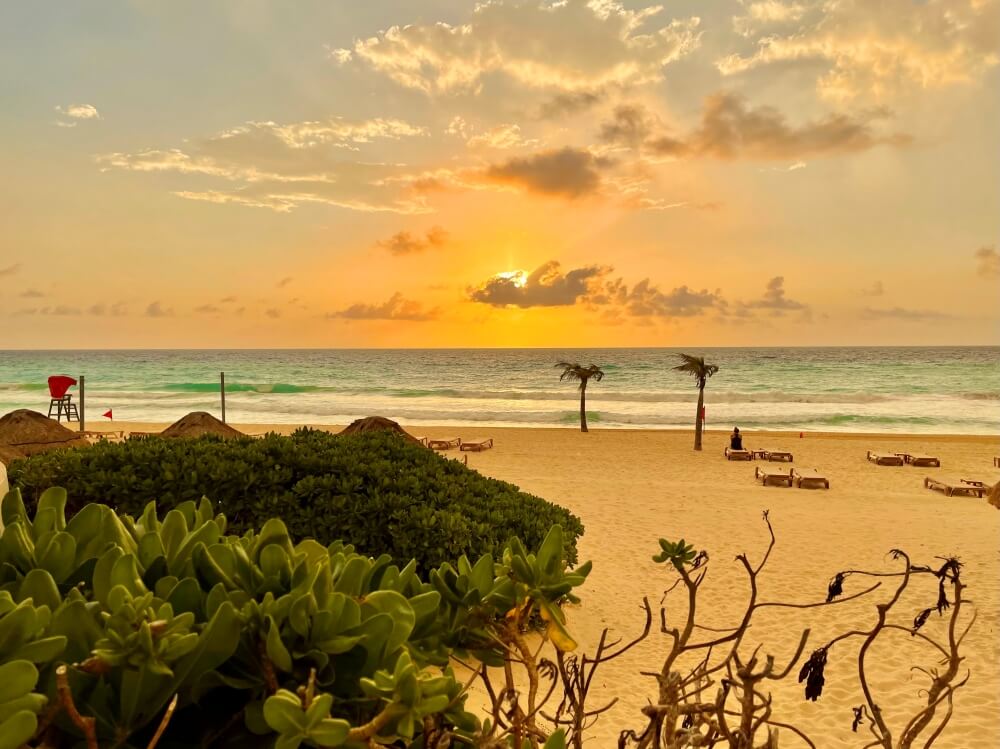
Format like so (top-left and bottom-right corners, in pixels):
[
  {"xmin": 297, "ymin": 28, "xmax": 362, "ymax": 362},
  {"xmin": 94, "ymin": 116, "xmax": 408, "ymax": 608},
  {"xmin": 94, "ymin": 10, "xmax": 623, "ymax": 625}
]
[{"xmin": 0, "ymin": 409, "xmax": 89, "ymax": 457}]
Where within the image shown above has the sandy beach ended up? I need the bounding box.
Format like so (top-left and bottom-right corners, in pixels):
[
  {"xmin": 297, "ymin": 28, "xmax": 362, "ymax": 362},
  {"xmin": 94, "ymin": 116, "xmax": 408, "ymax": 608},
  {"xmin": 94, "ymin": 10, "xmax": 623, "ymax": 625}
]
[{"xmin": 72, "ymin": 422, "xmax": 1000, "ymax": 747}]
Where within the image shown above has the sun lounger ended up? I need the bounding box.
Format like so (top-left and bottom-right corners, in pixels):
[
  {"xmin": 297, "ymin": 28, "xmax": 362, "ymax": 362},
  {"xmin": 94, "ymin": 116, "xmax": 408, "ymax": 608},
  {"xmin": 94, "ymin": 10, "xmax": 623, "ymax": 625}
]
[
  {"xmin": 755, "ymin": 466, "xmax": 793, "ymax": 487},
  {"xmin": 792, "ymin": 467, "xmax": 829, "ymax": 489},
  {"xmin": 725, "ymin": 447, "xmax": 753, "ymax": 461},
  {"xmin": 460, "ymin": 438, "xmax": 493, "ymax": 452},
  {"xmin": 126, "ymin": 431, "xmax": 160, "ymax": 439},
  {"xmin": 81, "ymin": 430, "xmax": 124, "ymax": 444},
  {"xmin": 427, "ymin": 437, "xmax": 461, "ymax": 450},
  {"xmin": 760, "ymin": 449, "xmax": 793, "ymax": 462},
  {"xmin": 867, "ymin": 451, "xmax": 903, "ymax": 466},
  {"xmin": 896, "ymin": 453, "xmax": 940, "ymax": 467},
  {"xmin": 924, "ymin": 477, "xmax": 991, "ymax": 498}
]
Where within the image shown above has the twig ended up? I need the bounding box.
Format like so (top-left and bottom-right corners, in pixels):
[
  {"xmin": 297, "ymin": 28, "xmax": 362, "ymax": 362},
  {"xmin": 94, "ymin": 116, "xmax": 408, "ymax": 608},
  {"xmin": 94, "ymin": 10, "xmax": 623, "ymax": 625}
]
[{"xmin": 56, "ymin": 665, "xmax": 98, "ymax": 749}]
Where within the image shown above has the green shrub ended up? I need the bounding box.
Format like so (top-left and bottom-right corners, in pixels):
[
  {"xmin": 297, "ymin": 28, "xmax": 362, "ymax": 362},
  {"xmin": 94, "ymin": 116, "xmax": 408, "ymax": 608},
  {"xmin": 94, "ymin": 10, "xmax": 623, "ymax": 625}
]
[
  {"xmin": 0, "ymin": 487, "xmax": 589, "ymax": 748},
  {"xmin": 7, "ymin": 429, "xmax": 583, "ymax": 569}
]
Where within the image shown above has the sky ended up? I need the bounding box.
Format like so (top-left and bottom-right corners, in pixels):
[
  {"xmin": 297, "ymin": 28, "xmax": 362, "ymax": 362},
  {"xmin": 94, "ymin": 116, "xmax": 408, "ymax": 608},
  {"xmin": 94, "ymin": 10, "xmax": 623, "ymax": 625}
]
[{"xmin": 1, "ymin": 0, "xmax": 998, "ymax": 348}]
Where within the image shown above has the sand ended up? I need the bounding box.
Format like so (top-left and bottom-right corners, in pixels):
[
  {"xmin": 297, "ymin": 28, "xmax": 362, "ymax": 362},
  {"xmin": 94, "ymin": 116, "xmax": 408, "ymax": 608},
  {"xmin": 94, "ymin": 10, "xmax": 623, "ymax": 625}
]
[{"xmin": 72, "ymin": 423, "xmax": 1000, "ymax": 746}]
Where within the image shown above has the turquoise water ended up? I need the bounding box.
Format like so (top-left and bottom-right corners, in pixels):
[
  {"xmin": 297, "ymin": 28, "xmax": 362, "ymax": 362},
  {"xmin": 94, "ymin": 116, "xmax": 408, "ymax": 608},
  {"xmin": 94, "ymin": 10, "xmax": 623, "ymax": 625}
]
[{"xmin": 0, "ymin": 348, "xmax": 997, "ymax": 434}]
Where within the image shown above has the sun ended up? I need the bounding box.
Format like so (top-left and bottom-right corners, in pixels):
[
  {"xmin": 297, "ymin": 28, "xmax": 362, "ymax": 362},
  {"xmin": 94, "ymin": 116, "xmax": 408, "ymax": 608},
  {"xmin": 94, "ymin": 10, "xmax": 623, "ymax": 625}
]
[{"xmin": 495, "ymin": 270, "xmax": 528, "ymax": 287}]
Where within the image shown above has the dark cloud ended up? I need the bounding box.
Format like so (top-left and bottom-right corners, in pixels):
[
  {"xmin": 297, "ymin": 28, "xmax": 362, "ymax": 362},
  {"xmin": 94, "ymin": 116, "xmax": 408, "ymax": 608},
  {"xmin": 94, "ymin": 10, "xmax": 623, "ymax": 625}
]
[
  {"xmin": 329, "ymin": 292, "xmax": 438, "ymax": 321},
  {"xmin": 0, "ymin": 264, "xmax": 20, "ymax": 277},
  {"xmin": 377, "ymin": 226, "xmax": 449, "ymax": 255},
  {"xmin": 599, "ymin": 94, "xmax": 910, "ymax": 160},
  {"xmin": 616, "ymin": 280, "xmax": 722, "ymax": 318},
  {"xmin": 482, "ymin": 148, "xmax": 610, "ymax": 198},
  {"xmin": 276, "ymin": 277, "xmax": 293, "ymax": 288},
  {"xmin": 744, "ymin": 276, "xmax": 808, "ymax": 312},
  {"xmin": 20, "ymin": 289, "xmax": 45, "ymax": 298},
  {"xmin": 195, "ymin": 304, "xmax": 222, "ymax": 315},
  {"xmin": 20, "ymin": 305, "xmax": 83, "ymax": 316},
  {"xmin": 470, "ymin": 261, "xmax": 610, "ymax": 307},
  {"xmin": 861, "ymin": 307, "xmax": 952, "ymax": 321},
  {"xmin": 87, "ymin": 302, "xmax": 127, "ymax": 317},
  {"xmin": 975, "ymin": 245, "xmax": 999, "ymax": 278},
  {"xmin": 145, "ymin": 301, "xmax": 174, "ymax": 317},
  {"xmin": 265, "ymin": 308, "xmax": 282, "ymax": 318},
  {"xmin": 220, "ymin": 296, "xmax": 238, "ymax": 303},
  {"xmin": 537, "ymin": 90, "xmax": 604, "ymax": 119}
]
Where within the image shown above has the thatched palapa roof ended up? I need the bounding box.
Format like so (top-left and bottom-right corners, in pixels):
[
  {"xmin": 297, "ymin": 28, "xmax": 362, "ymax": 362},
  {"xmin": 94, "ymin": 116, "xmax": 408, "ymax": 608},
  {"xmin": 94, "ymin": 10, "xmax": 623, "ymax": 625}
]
[
  {"xmin": 0, "ymin": 409, "xmax": 90, "ymax": 457},
  {"xmin": 0, "ymin": 444, "xmax": 25, "ymax": 466},
  {"xmin": 161, "ymin": 411, "xmax": 244, "ymax": 439},
  {"xmin": 339, "ymin": 416, "xmax": 421, "ymax": 444}
]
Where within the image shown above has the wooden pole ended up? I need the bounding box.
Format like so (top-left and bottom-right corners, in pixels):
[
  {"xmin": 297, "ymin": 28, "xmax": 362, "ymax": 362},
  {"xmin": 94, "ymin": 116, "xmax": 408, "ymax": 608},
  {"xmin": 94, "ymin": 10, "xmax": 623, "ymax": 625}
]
[
  {"xmin": 79, "ymin": 375, "xmax": 86, "ymax": 431},
  {"xmin": 220, "ymin": 372, "xmax": 226, "ymax": 423}
]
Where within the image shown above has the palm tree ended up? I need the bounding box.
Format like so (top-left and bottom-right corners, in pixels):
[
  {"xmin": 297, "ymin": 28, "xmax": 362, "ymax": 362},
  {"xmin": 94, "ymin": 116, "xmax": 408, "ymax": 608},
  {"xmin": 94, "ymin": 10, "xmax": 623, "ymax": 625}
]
[
  {"xmin": 556, "ymin": 362, "xmax": 605, "ymax": 432},
  {"xmin": 673, "ymin": 353, "xmax": 719, "ymax": 451}
]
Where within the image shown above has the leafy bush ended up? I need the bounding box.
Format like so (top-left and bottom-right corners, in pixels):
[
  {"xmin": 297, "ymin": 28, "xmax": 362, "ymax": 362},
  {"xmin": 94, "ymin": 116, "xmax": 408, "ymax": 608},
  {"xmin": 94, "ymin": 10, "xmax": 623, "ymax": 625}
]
[
  {"xmin": 0, "ymin": 487, "xmax": 585, "ymax": 748},
  {"xmin": 7, "ymin": 429, "xmax": 582, "ymax": 569}
]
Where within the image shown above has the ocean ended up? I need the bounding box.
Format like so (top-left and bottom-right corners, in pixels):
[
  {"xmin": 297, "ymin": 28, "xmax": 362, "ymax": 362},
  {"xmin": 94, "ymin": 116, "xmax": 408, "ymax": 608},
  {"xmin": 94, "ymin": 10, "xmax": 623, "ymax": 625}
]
[{"xmin": 0, "ymin": 348, "xmax": 997, "ymax": 435}]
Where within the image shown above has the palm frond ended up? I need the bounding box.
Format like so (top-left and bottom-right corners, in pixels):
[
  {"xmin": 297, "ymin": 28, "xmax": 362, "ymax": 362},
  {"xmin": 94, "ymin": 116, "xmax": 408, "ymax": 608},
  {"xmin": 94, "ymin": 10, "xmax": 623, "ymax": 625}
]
[
  {"xmin": 556, "ymin": 362, "xmax": 605, "ymax": 388},
  {"xmin": 673, "ymin": 353, "xmax": 719, "ymax": 385}
]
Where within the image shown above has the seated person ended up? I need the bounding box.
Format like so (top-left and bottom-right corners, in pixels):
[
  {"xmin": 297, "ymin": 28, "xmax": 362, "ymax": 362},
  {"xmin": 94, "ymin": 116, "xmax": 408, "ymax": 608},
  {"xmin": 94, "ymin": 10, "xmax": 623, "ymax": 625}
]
[{"xmin": 730, "ymin": 427, "xmax": 743, "ymax": 451}]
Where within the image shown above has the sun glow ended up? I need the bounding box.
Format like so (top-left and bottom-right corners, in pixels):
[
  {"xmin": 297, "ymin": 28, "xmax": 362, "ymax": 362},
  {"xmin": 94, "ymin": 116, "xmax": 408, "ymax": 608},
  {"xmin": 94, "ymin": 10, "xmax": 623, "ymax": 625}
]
[{"xmin": 495, "ymin": 270, "xmax": 528, "ymax": 287}]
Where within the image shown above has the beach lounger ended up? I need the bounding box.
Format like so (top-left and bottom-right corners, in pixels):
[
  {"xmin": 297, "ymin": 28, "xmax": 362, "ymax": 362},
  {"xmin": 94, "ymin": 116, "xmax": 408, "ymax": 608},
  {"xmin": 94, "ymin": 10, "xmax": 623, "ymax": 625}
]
[
  {"xmin": 923, "ymin": 477, "xmax": 990, "ymax": 498},
  {"xmin": 760, "ymin": 449, "xmax": 793, "ymax": 462},
  {"xmin": 792, "ymin": 467, "xmax": 829, "ymax": 489},
  {"xmin": 427, "ymin": 437, "xmax": 461, "ymax": 450},
  {"xmin": 896, "ymin": 453, "xmax": 940, "ymax": 467},
  {"xmin": 81, "ymin": 430, "xmax": 124, "ymax": 444},
  {"xmin": 867, "ymin": 451, "xmax": 904, "ymax": 466},
  {"xmin": 755, "ymin": 466, "xmax": 793, "ymax": 487},
  {"xmin": 460, "ymin": 438, "xmax": 493, "ymax": 452},
  {"xmin": 725, "ymin": 447, "xmax": 753, "ymax": 461}
]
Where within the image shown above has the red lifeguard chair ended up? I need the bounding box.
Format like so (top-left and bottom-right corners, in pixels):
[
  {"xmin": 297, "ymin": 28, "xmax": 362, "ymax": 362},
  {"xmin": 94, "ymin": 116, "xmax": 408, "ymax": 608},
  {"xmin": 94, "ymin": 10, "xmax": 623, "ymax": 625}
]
[{"xmin": 47, "ymin": 375, "xmax": 80, "ymax": 422}]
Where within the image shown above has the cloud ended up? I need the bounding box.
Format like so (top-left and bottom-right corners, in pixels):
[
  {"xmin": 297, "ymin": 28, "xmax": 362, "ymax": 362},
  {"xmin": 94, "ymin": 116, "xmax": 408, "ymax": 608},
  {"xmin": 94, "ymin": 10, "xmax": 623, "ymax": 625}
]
[
  {"xmin": 336, "ymin": 0, "xmax": 701, "ymax": 94},
  {"xmin": 19, "ymin": 305, "xmax": 84, "ymax": 316},
  {"xmin": 536, "ymin": 89, "xmax": 605, "ymax": 119},
  {"xmin": 145, "ymin": 301, "xmax": 173, "ymax": 317},
  {"xmin": 56, "ymin": 104, "xmax": 100, "ymax": 120},
  {"xmin": 470, "ymin": 261, "xmax": 611, "ymax": 307},
  {"xmin": 861, "ymin": 307, "xmax": 952, "ymax": 321},
  {"xmin": 733, "ymin": 0, "xmax": 806, "ymax": 35},
  {"xmin": 732, "ymin": 276, "xmax": 810, "ymax": 319},
  {"xmin": 0, "ymin": 264, "xmax": 20, "ymax": 277},
  {"xmin": 377, "ymin": 226, "xmax": 449, "ymax": 255},
  {"xmin": 482, "ymin": 147, "xmax": 610, "ymax": 197},
  {"xmin": 466, "ymin": 124, "xmax": 538, "ymax": 149},
  {"xmin": 329, "ymin": 292, "xmax": 438, "ymax": 321},
  {"xmin": 860, "ymin": 280, "xmax": 884, "ymax": 297},
  {"xmin": 19, "ymin": 289, "xmax": 44, "ymax": 298},
  {"xmin": 599, "ymin": 95, "xmax": 909, "ymax": 161},
  {"xmin": 87, "ymin": 302, "xmax": 127, "ymax": 317},
  {"xmin": 276, "ymin": 277, "xmax": 293, "ymax": 288},
  {"xmin": 975, "ymin": 245, "xmax": 1000, "ymax": 278},
  {"xmin": 265, "ymin": 308, "xmax": 282, "ymax": 318},
  {"xmin": 717, "ymin": 0, "xmax": 1000, "ymax": 101},
  {"xmin": 606, "ymin": 279, "xmax": 723, "ymax": 318},
  {"xmin": 195, "ymin": 304, "xmax": 222, "ymax": 315},
  {"xmin": 54, "ymin": 104, "xmax": 100, "ymax": 126},
  {"xmin": 98, "ymin": 116, "xmax": 433, "ymax": 214},
  {"xmin": 212, "ymin": 118, "xmax": 427, "ymax": 151},
  {"xmin": 220, "ymin": 296, "xmax": 238, "ymax": 303}
]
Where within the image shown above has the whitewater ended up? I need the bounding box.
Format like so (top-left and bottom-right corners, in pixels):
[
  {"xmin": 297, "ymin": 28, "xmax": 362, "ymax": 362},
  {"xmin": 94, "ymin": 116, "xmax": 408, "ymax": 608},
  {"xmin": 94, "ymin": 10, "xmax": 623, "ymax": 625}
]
[{"xmin": 0, "ymin": 347, "xmax": 997, "ymax": 434}]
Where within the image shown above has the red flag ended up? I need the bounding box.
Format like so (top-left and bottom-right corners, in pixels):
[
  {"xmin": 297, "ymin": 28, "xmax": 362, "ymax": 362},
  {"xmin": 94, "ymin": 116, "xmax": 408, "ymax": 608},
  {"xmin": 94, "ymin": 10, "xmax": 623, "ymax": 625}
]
[{"xmin": 103, "ymin": 410, "xmax": 113, "ymax": 420}]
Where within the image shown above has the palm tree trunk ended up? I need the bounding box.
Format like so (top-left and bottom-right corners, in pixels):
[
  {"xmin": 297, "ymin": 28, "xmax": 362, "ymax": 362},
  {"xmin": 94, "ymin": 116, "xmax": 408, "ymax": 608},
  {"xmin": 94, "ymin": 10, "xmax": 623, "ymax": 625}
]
[
  {"xmin": 694, "ymin": 385, "xmax": 704, "ymax": 450},
  {"xmin": 580, "ymin": 383, "xmax": 588, "ymax": 432}
]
